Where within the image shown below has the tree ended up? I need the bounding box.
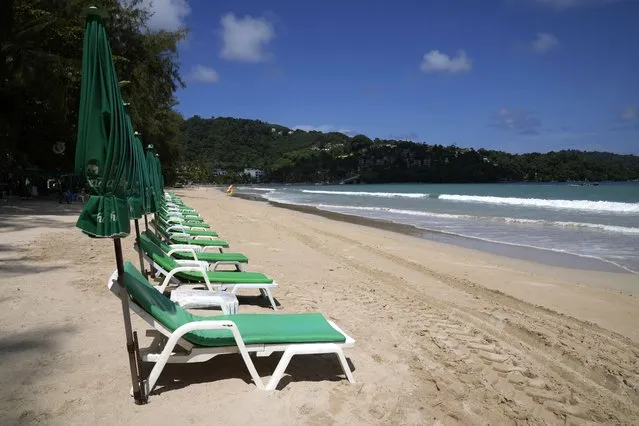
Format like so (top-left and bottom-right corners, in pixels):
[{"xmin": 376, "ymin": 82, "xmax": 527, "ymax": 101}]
[{"xmin": 0, "ymin": 0, "xmax": 186, "ymax": 179}]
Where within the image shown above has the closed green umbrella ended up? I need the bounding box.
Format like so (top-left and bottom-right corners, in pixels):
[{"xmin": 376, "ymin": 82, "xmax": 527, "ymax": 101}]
[
  {"xmin": 145, "ymin": 144, "xmax": 162, "ymax": 212},
  {"xmin": 133, "ymin": 133, "xmax": 153, "ymax": 276},
  {"xmin": 74, "ymin": 7, "xmax": 145, "ymax": 404},
  {"xmin": 124, "ymin": 112, "xmax": 144, "ymax": 221}
]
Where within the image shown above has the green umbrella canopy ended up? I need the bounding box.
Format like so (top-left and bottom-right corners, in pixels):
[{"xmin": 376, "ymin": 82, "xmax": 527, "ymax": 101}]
[
  {"xmin": 123, "ymin": 112, "xmax": 145, "ymax": 220},
  {"xmin": 73, "ymin": 7, "xmax": 146, "ymax": 404},
  {"xmin": 134, "ymin": 135, "xmax": 154, "ymax": 215},
  {"xmin": 74, "ymin": 11, "xmax": 131, "ymax": 238},
  {"xmin": 155, "ymin": 153, "xmax": 164, "ymax": 193},
  {"xmin": 145, "ymin": 144, "xmax": 162, "ymax": 211}
]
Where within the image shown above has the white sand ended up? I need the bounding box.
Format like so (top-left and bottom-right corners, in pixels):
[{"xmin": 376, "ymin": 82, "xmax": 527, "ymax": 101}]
[{"xmin": 1, "ymin": 187, "xmax": 638, "ymax": 425}]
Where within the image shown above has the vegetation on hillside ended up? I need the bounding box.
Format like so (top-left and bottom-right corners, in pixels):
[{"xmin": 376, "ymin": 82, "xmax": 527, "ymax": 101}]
[
  {"xmin": 1, "ymin": 0, "xmax": 185, "ymax": 178},
  {"xmin": 180, "ymin": 116, "xmax": 639, "ymax": 184}
]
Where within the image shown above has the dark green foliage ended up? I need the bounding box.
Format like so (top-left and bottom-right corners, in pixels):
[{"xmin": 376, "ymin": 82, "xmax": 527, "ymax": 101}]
[
  {"xmin": 1, "ymin": 0, "xmax": 185, "ymax": 178},
  {"xmin": 182, "ymin": 117, "xmax": 639, "ymax": 183}
]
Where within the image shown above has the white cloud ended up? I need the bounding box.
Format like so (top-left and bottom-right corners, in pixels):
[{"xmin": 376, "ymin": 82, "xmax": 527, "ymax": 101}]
[
  {"xmin": 531, "ymin": 0, "xmax": 625, "ymax": 10},
  {"xmin": 420, "ymin": 50, "xmax": 472, "ymax": 74},
  {"xmin": 491, "ymin": 108, "xmax": 542, "ymax": 135},
  {"xmin": 620, "ymin": 106, "xmax": 637, "ymax": 121},
  {"xmin": 531, "ymin": 32, "xmax": 559, "ymax": 53},
  {"xmin": 293, "ymin": 125, "xmax": 355, "ymax": 136},
  {"xmin": 187, "ymin": 65, "xmax": 219, "ymax": 83},
  {"xmin": 138, "ymin": 0, "xmax": 190, "ymax": 31},
  {"xmin": 220, "ymin": 13, "xmax": 275, "ymax": 62}
]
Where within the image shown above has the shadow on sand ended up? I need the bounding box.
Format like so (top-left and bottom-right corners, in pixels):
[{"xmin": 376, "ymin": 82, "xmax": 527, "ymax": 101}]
[
  {"xmin": 148, "ymin": 352, "xmax": 356, "ymax": 396},
  {"xmin": 0, "ymin": 198, "xmax": 83, "ymax": 233}
]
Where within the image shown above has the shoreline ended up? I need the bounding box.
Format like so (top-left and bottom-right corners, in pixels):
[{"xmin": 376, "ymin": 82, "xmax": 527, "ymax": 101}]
[
  {"xmin": 2, "ymin": 190, "xmax": 639, "ymax": 424},
  {"xmin": 231, "ymin": 191, "xmax": 633, "ymax": 275}
]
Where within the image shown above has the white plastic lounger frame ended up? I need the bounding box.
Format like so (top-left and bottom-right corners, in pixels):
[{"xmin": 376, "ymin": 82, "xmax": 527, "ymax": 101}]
[
  {"xmin": 153, "ymin": 223, "xmax": 225, "ymax": 248},
  {"xmin": 160, "ymin": 231, "xmax": 226, "ymax": 252},
  {"xmin": 161, "ymin": 244, "xmax": 244, "ymax": 271},
  {"xmin": 135, "ymin": 243, "xmax": 243, "ymax": 273},
  {"xmin": 107, "ymin": 271, "xmax": 355, "ymax": 397},
  {"xmin": 165, "ymin": 224, "xmax": 211, "ymax": 234},
  {"xmin": 164, "ymin": 228, "xmax": 219, "ymax": 242},
  {"xmin": 158, "ymin": 217, "xmax": 207, "ymax": 232},
  {"xmin": 136, "ymin": 247, "xmax": 278, "ymax": 310}
]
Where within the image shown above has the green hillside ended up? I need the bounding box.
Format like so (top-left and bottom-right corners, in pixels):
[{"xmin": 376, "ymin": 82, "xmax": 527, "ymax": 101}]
[{"xmin": 180, "ymin": 116, "xmax": 639, "ymax": 184}]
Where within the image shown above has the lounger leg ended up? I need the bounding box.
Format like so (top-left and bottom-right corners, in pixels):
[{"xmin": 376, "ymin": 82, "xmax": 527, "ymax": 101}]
[
  {"xmin": 336, "ymin": 349, "xmax": 355, "ymax": 384},
  {"xmin": 264, "ymin": 344, "xmax": 355, "ymax": 391},
  {"xmin": 264, "ymin": 288, "xmax": 277, "ymax": 311},
  {"xmin": 145, "ymin": 332, "xmax": 185, "ymax": 394}
]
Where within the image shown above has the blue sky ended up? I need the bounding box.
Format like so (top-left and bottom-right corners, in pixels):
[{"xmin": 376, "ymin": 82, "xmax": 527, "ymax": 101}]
[{"xmin": 141, "ymin": 0, "xmax": 639, "ymax": 154}]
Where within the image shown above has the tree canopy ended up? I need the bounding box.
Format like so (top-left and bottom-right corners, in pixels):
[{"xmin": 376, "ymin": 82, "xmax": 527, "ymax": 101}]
[{"xmin": 1, "ymin": 0, "xmax": 186, "ymax": 177}]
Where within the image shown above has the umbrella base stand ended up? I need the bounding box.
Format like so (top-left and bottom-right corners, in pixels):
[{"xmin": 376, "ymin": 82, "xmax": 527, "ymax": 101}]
[
  {"xmin": 132, "ymin": 331, "xmax": 147, "ymax": 404},
  {"xmin": 114, "ymin": 238, "xmax": 148, "ymax": 405}
]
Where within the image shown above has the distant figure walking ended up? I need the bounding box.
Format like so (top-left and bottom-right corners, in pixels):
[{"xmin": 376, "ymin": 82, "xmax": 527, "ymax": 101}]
[{"xmin": 226, "ymin": 184, "xmax": 234, "ymax": 196}]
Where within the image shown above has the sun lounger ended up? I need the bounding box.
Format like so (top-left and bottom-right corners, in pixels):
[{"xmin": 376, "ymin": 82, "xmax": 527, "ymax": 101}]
[
  {"xmin": 136, "ymin": 234, "xmax": 278, "ymax": 309},
  {"xmin": 153, "ymin": 221, "xmax": 230, "ymax": 249},
  {"xmin": 160, "ymin": 208, "xmax": 201, "ymax": 221},
  {"xmin": 152, "ymin": 219, "xmax": 218, "ymax": 237},
  {"xmin": 108, "ymin": 262, "xmax": 355, "ymax": 396},
  {"xmin": 143, "ymin": 230, "xmax": 248, "ymax": 271},
  {"xmin": 158, "ymin": 211, "xmax": 210, "ymax": 228},
  {"xmin": 169, "ymin": 288, "xmax": 240, "ymax": 312}
]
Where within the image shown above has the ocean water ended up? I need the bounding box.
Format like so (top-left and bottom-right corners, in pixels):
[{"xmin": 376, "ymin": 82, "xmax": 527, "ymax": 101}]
[{"xmin": 236, "ymin": 183, "xmax": 639, "ymax": 273}]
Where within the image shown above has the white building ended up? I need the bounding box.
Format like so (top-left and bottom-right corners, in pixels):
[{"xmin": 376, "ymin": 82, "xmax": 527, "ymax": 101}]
[{"xmin": 243, "ymin": 168, "xmax": 265, "ymax": 181}]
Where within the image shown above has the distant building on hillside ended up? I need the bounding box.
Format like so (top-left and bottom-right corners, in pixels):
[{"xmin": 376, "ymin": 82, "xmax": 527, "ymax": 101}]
[{"xmin": 243, "ymin": 168, "xmax": 265, "ymax": 182}]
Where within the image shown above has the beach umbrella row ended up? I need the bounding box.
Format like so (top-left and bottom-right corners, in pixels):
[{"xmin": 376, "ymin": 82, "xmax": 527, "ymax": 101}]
[{"xmin": 74, "ymin": 6, "xmax": 164, "ymax": 405}]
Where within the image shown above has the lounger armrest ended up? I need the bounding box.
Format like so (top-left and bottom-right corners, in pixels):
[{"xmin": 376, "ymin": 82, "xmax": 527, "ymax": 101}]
[
  {"xmin": 166, "ymin": 225, "xmax": 188, "ymax": 233},
  {"xmin": 160, "ymin": 265, "xmax": 214, "ymax": 292},
  {"xmin": 167, "ymin": 247, "xmax": 200, "ymax": 261},
  {"xmin": 175, "ymin": 259, "xmax": 208, "ymax": 269},
  {"xmin": 193, "ymin": 235, "xmax": 216, "ymax": 240},
  {"xmin": 168, "ymin": 244, "xmax": 203, "ymax": 253},
  {"xmin": 168, "ymin": 231, "xmax": 190, "ymax": 238}
]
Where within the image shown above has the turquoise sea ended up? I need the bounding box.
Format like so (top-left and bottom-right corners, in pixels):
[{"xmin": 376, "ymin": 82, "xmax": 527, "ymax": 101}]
[{"xmin": 236, "ymin": 182, "xmax": 639, "ymax": 273}]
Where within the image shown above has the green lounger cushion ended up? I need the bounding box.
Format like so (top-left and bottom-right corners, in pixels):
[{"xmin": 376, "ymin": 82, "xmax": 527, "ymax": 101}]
[
  {"xmin": 140, "ymin": 235, "xmax": 268, "ymax": 283},
  {"xmin": 182, "ymin": 229, "xmax": 218, "ymax": 237},
  {"xmin": 144, "ymin": 231, "xmax": 248, "ymax": 263},
  {"xmin": 153, "ymin": 220, "xmax": 220, "ymax": 237},
  {"xmin": 123, "ymin": 261, "xmax": 345, "ymax": 347},
  {"xmin": 160, "ymin": 213, "xmax": 204, "ymax": 222},
  {"xmin": 174, "ymin": 251, "xmax": 248, "ymax": 263},
  {"xmin": 181, "ymin": 270, "xmax": 273, "ymax": 284},
  {"xmin": 170, "ymin": 236, "xmax": 229, "ymax": 247},
  {"xmin": 159, "ymin": 215, "xmax": 210, "ymax": 228},
  {"xmin": 158, "ymin": 213, "xmax": 209, "ymax": 227}
]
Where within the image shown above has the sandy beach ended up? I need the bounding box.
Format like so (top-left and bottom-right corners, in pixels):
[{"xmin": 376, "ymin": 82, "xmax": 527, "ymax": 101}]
[{"xmin": 1, "ymin": 187, "xmax": 638, "ymax": 425}]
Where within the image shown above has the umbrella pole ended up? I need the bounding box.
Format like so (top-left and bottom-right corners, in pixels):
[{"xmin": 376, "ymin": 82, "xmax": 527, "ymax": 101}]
[
  {"xmin": 143, "ymin": 214, "xmax": 148, "ymax": 232},
  {"xmin": 113, "ymin": 238, "xmax": 147, "ymax": 405},
  {"xmin": 134, "ymin": 219, "xmax": 146, "ymax": 278}
]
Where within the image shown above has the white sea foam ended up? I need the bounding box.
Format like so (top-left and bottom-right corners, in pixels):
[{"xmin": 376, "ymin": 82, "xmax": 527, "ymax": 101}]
[
  {"xmin": 245, "ymin": 187, "xmax": 276, "ymax": 191},
  {"xmin": 317, "ymin": 205, "xmax": 639, "ymax": 235},
  {"xmin": 438, "ymin": 194, "xmax": 639, "ymax": 213},
  {"xmin": 302, "ymin": 190, "xmax": 429, "ymax": 198}
]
